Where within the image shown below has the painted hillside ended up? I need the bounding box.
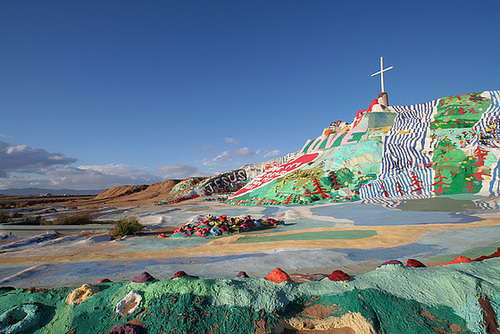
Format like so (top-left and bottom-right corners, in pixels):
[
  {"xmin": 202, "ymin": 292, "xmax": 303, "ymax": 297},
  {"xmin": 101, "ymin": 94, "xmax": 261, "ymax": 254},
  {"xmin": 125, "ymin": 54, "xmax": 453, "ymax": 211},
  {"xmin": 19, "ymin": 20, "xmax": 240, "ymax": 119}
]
[{"xmin": 224, "ymin": 91, "xmax": 500, "ymax": 206}]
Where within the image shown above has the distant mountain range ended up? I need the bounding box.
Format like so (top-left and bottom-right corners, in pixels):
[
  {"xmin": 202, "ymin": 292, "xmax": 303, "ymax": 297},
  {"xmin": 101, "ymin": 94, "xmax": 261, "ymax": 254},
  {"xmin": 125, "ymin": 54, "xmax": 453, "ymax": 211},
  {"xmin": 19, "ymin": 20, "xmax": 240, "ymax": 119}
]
[{"xmin": 0, "ymin": 188, "xmax": 104, "ymax": 196}]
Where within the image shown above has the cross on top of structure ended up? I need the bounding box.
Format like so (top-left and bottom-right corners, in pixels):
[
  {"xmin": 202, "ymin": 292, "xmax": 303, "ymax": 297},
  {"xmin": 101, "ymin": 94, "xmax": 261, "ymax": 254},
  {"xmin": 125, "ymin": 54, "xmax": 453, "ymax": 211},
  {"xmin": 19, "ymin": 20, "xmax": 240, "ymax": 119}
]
[{"xmin": 371, "ymin": 56, "xmax": 393, "ymax": 93}]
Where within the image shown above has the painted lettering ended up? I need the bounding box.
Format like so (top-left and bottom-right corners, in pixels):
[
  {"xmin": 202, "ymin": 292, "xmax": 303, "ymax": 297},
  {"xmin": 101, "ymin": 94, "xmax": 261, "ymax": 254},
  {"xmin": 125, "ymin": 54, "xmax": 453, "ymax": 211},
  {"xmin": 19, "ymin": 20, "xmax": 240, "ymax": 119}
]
[
  {"xmin": 302, "ymin": 128, "xmax": 367, "ymax": 154},
  {"xmin": 307, "ymin": 135, "xmax": 327, "ymax": 153},
  {"xmin": 232, "ymin": 152, "xmax": 320, "ymax": 198},
  {"xmin": 228, "ymin": 172, "xmax": 237, "ymax": 183},
  {"xmin": 300, "ymin": 139, "xmax": 313, "ymax": 154},
  {"xmin": 341, "ymin": 127, "xmax": 367, "ymax": 145},
  {"xmin": 237, "ymin": 170, "xmax": 247, "ymax": 181},
  {"xmin": 205, "ymin": 183, "xmax": 215, "ymax": 193},
  {"xmin": 325, "ymin": 132, "xmax": 346, "ymax": 150},
  {"xmin": 204, "ymin": 169, "xmax": 248, "ymax": 194}
]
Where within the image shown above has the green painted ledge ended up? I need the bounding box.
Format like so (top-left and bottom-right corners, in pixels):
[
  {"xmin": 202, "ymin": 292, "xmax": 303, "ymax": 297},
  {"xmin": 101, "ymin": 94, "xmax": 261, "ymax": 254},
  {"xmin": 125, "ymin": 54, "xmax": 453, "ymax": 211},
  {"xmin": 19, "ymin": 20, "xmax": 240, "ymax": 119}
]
[
  {"xmin": 234, "ymin": 230, "xmax": 377, "ymax": 243},
  {"xmin": 429, "ymin": 241, "xmax": 500, "ymax": 263}
]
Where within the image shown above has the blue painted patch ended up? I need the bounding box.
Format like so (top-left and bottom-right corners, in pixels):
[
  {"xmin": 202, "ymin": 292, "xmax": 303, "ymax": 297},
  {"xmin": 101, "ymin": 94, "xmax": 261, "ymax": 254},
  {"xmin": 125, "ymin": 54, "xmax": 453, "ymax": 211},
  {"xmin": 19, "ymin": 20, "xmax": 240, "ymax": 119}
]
[
  {"xmin": 342, "ymin": 243, "xmax": 440, "ymax": 262},
  {"xmin": 0, "ymin": 237, "xmax": 492, "ymax": 288},
  {"xmin": 418, "ymin": 225, "xmax": 500, "ymax": 255},
  {"xmin": 109, "ymin": 235, "xmax": 213, "ymax": 253},
  {"xmin": 310, "ymin": 202, "xmax": 483, "ymax": 226}
]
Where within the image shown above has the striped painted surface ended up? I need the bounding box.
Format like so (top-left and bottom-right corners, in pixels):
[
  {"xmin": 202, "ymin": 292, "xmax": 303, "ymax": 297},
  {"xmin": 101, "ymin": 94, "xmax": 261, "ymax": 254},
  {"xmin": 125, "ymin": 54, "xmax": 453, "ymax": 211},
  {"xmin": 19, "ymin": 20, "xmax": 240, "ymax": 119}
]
[
  {"xmin": 381, "ymin": 100, "xmax": 437, "ymax": 174},
  {"xmin": 475, "ymin": 198, "xmax": 500, "ymax": 210},
  {"xmin": 361, "ymin": 100, "xmax": 437, "ymax": 200},
  {"xmin": 381, "ymin": 133, "xmax": 432, "ymax": 175},
  {"xmin": 360, "ymin": 168, "xmax": 433, "ymax": 200},
  {"xmin": 360, "ymin": 197, "xmax": 404, "ymax": 209},
  {"xmin": 488, "ymin": 161, "xmax": 500, "ymax": 196},
  {"xmin": 390, "ymin": 100, "xmax": 438, "ymax": 132}
]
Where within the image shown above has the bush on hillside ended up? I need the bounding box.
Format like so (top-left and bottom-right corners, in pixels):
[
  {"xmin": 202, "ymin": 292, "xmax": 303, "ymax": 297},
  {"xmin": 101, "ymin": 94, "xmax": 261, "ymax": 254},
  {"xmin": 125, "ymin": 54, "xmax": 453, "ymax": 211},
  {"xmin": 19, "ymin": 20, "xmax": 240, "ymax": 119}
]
[
  {"xmin": 0, "ymin": 210, "xmax": 8, "ymax": 224},
  {"xmin": 10, "ymin": 211, "xmax": 24, "ymax": 218},
  {"xmin": 52, "ymin": 210, "xmax": 96, "ymax": 225},
  {"xmin": 43, "ymin": 208, "xmax": 57, "ymax": 214},
  {"xmin": 113, "ymin": 216, "xmax": 142, "ymax": 238},
  {"xmin": 20, "ymin": 214, "xmax": 42, "ymax": 225}
]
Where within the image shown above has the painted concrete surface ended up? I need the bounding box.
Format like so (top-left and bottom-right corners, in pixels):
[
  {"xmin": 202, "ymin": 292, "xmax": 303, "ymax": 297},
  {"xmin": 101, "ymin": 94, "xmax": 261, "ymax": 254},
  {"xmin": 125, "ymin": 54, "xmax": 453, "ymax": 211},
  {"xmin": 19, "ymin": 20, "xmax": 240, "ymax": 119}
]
[
  {"xmin": 234, "ymin": 230, "xmax": 378, "ymax": 243},
  {"xmin": 0, "ymin": 198, "xmax": 499, "ymax": 288}
]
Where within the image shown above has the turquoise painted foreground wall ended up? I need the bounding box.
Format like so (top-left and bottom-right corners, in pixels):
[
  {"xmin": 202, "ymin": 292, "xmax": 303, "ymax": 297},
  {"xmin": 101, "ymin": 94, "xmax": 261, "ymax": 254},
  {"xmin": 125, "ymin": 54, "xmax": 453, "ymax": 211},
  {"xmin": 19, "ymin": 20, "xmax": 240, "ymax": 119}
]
[{"xmin": 1, "ymin": 258, "xmax": 498, "ymax": 333}]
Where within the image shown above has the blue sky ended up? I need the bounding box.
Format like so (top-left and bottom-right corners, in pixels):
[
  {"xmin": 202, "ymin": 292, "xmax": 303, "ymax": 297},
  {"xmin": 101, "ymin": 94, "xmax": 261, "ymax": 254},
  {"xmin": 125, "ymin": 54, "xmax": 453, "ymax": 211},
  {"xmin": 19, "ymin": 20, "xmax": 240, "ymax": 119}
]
[{"xmin": 1, "ymin": 1, "xmax": 499, "ymax": 190}]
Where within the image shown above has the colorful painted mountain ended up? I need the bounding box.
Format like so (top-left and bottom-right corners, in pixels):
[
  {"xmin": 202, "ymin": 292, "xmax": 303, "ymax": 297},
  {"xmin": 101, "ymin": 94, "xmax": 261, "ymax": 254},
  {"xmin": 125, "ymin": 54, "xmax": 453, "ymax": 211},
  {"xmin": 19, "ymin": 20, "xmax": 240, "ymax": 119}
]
[{"xmin": 227, "ymin": 91, "xmax": 500, "ymax": 206}]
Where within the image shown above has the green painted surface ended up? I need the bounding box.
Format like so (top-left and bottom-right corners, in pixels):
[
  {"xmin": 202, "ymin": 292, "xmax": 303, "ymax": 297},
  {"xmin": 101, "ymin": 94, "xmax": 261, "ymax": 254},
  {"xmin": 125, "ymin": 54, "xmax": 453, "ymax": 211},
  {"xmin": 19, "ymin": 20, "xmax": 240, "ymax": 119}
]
[
  {"xmin": 430, "ymin": 136, "xmax": 493, "ymax": 195},
  {"xmin": 398, "ymin": 198, "xmax": 477, "ymax": 212},
  {"xmin": 234, "ymin": 230, "xmax": 377, "ymax": 243},
  {"xmin": 285, "ymin": 289, "xmax": 472, "ymax": 334},
  {"xmin": 170, "ymin": 177, "xmax": 200, "ymax": 194},
  {"xmin": 431, "ymin": 92, "xmax": 490, "ymax": 130},
  {"xmin": 429, "ymin": 241, "xmax": 500, "ymax": 263},
  {"xmin": 227, "ymin": 141, "xmax": 383, "ymax": 206}
]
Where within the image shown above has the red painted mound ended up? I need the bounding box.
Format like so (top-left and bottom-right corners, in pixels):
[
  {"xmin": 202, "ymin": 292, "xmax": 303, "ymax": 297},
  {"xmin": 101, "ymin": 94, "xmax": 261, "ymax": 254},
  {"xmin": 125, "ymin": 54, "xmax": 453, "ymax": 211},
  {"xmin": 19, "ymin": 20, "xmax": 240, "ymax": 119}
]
[
  {"xmin": 326, "ymin": 270, "xmax": 350, "ymax": 281},
  {"xmin": 131, "ymin": 272, "xmax": 156, "ymax": 283},
  {"xmin": 236, "ymin": 271, "xmax": 249, "ymax": 278},
  {"xmin": 406, "ymin": 259, "xmax": 426, "ymax": 267},
  {"xmin": 93, "ymin": 278, "xmax": 113, "ymax": 284},
  {"xmin": 172, "ymin": 271, "xmax": 199, "ymax": 279},
  {"xmin": 378, "ymin": 260, "xmax": 404, "ymax": 267},
  {"xmin": 265, "ymin": 268, "xmax": 291, "ymax": 283},
  {"xmin": 447, "ymin": 256, "xmax": 472, "ymax": 265}
]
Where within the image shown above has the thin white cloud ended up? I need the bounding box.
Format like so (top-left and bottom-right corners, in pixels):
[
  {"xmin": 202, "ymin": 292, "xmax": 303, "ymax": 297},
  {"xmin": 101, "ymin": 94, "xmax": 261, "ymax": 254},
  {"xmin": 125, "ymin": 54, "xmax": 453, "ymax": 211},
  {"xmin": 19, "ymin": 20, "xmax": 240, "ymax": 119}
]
[
  {"xmin": 233, "ymin": 147, "xmax": 256, "ymax": 157},
  {"xmin": 212, "ymin": 151, "xmax": 233, "ymax": 162},
  {"xmin": 264, "ymin": 149, "xmax": 281, "ymax": 158},
  {"xmin": 197, "ymin": 145, "xmax": 216, "ymax": 152},
  {"xmin": 44, "ymin": 164, "xmax": 161, "ymax": 189},
  {"xmin": 0, "ymin": 175, "xmax": 47, "ymax": 190},
  {"xmin": 0, "ymin": 163, "xmax": 163, "ymax": 191},
  {"xmin": 205, "ymin": 147, "xmax": 259, "ymax": 168},
  {"xmin": 201, "ymin": 160, "xmax": 219, "ymax": 167},
  {"xmin": 224, "ymin": 137, "xmax": 240, "ymax": 145},
  {"xmin": 156, "ymin": 164, "xmax": 201, "ymax": 179},
  {"xmin": 78, "ymin": 164, "xmax": 150, "ymax": 176}
]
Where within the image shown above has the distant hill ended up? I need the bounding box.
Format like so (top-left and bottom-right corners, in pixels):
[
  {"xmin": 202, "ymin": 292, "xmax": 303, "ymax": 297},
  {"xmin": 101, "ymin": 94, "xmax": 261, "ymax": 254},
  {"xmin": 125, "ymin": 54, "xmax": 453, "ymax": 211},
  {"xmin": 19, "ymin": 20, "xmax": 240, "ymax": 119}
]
[
  {"xmin": 0, "ymin": 188, "xmax": 104, "ymax": 196},
  {"xmin": 91, "ymin": 179, "xmax": 186, "ymax": 206}
]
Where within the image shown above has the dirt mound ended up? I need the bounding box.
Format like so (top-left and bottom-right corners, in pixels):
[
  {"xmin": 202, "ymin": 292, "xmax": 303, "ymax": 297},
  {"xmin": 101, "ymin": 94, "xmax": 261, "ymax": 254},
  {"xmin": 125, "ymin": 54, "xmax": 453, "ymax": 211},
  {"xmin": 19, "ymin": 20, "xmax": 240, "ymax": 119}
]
[
  {"xmin": 117, "ymin": 180, "xmax": 180, "ymax": 202},
  {"xmin": 88, "ymin": 179, "xmax": 196, "ymax": 207},
  {"xmin": 145, "ymin": 179, "xmax": 181, "ymax": 194},
  {"xmin": 17, "ymin": 177, "xmax": 208, "ymax": 209},
  {"xmin": 94, "ymin": 184, "xmax": 149, "ymax": 200}
]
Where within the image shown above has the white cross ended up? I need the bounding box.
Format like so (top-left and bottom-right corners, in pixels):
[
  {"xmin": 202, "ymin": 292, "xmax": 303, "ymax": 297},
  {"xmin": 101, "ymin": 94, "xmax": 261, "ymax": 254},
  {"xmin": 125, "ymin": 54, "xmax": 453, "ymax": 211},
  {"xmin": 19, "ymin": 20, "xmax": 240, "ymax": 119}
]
[{"xmin": 371, "ymin": 56, "xmax": 393, "ymax": 93}]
